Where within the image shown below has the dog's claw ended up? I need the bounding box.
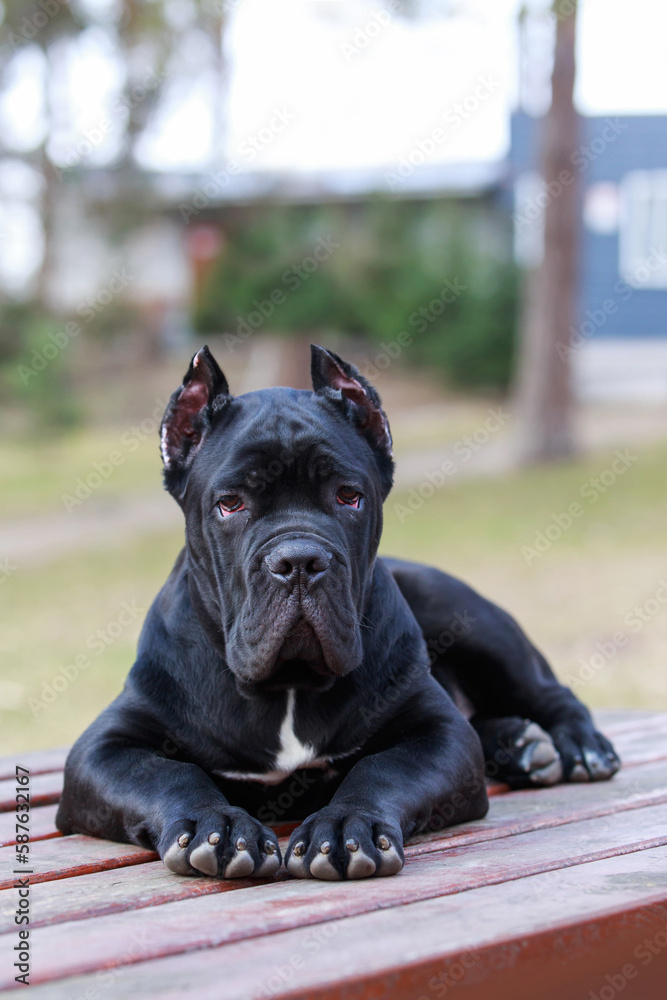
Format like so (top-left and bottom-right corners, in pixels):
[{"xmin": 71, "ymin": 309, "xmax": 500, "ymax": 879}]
[{"xmin": 177, "ymin": 833, "xmax": 190, "ymax": 849}]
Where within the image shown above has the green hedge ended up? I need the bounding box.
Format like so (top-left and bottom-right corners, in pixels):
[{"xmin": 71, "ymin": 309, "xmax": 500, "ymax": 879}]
[{"xmin": 196, "ymin": 198, "xmax": 518, "ymax": 390}]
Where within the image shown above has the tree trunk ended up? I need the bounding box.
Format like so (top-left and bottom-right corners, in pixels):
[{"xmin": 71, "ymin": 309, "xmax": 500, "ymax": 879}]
[{"xmin": 514, "ymin": 2, "xmax": 580, "ymax": 464}]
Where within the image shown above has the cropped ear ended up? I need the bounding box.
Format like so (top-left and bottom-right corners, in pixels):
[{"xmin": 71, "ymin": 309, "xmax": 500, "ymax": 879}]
[
  {"xmin": 160, "ymin": 346, "xmax": 230, "ymax": 498},
  {"xmin": 311, "ymin": 345, "xmax": 393, "ymax": 491}
]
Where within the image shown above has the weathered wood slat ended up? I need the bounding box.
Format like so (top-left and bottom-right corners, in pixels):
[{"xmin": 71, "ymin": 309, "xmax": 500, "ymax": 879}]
[
  {"xmin": 3, "ymin": 801, "xmax": 667, "ymax": 988},
  {"xmin": 595, "ymin": 708, "xmax": 667, "ymax": 732},
  {"xmin": 0, "ymin": 805, "xmax": 59, "ymax": 849},
  {"xmin": 2, "ymin": 757, "xmax": 665, "ymax": 930},
  {"xmin": 3, "ymin": 845, "xmax": 666, "ymax": 1000},
  {"xmin": 0, "ymin": 836, "xmax": 155, "ymax": 891},
  {"xmin": 408, "ymin": 754, "xmax": 667, "ymax": 853},
  {"xmin": 0, "ymin": 750, "xmax": 68, "ymax": 783},
  {"xmin": 613, "ymin": 724, "xmax": 667, "ymax": 766},
  {"xmin": 0, "ymin": 773, "xmax": 62, "ymax": 814}
]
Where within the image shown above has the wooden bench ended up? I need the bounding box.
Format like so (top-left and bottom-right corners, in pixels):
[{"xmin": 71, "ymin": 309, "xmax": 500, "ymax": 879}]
[{"xmin": 1, "ymin": 709, "xmax": 667, "ymax": 999}]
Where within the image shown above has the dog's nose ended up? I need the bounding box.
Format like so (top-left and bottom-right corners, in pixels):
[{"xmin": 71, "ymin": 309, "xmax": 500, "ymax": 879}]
[{"xmin": 265, "ymin": 540, "xmax": 332, "ymax": 587}]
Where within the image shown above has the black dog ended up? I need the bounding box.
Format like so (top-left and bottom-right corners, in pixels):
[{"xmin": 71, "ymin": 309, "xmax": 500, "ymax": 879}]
[{"xmin": 56, "ymin": 346, "xmax": 620, "ymax": 881}]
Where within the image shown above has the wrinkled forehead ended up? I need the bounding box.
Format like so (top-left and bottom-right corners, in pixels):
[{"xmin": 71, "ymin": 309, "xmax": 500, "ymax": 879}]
[{"xmin": 192, "ymin": 387, "xmax": 373, "ymax": 491}]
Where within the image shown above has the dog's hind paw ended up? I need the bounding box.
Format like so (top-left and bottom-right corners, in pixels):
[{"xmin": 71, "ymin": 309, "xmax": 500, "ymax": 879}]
[
  {"xmin": 549, "ymin": 722, "xmax": 621, "ymax": 783},
  {"xmin": 285, "ymin": 807, "xmax": 404, "ymax": 881},
  {"xmin": 160, "ymin": 809, "xmax": 281, "ymax": 879},
  {"xmin": 474, "ymin": 717, "xmax": 563, "ymax": 789}
]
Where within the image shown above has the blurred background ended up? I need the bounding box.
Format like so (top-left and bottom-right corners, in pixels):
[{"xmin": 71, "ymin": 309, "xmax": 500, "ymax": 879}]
[{"xmin": 2, "ymin": 0, "xmax": 667, "ymax": 754}]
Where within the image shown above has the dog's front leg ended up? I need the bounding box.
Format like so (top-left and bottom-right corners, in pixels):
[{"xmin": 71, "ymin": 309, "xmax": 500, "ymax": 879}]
[
  {"xmin": 285, "ymin": 680, "xmax": 488, "ymax": 881},
  {"xmin": 56, "ymin": 712, "xmax": 281, "ymax": 879}
]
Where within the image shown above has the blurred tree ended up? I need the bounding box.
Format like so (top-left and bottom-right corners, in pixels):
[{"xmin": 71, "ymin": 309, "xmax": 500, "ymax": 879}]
[
  {"xmin": 0, "ymin": 0, "xmax": 226, "ymax": 422},
  {"xmin": 514, "ymin": 0, "xmax": 579, "ymax": 463}
]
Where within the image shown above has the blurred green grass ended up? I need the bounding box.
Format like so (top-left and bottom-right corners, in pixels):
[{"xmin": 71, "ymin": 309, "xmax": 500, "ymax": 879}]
[
  {"xmin": 2, "ymin": 435, "xmax": 667, "ymax": 755},
  {"xmin": 0, "ymin": 429, "xmax": 163, "ymax": 520}
]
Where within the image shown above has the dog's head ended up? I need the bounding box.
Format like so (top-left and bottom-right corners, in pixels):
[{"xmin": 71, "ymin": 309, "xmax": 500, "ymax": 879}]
[{"xmin": 160, "ymin": 344, "xmax": 393, "ymax": 694}]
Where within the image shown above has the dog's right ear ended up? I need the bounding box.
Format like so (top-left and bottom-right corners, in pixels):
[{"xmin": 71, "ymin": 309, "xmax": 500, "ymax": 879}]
[{"xmin": 160, "ymin": 346, "xmax": 230, "ymax": 498}]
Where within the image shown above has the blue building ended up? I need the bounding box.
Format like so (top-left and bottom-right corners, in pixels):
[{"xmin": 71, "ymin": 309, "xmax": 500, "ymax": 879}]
[{"xmin": 511, "ymin": 113, "xmax": 667, "ymax": 400}]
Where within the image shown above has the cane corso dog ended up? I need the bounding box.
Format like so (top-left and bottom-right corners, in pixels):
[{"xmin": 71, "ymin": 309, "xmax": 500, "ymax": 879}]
[{"xmin": 56, "ymin": 345, "xmax": 620, "ymax": 881}]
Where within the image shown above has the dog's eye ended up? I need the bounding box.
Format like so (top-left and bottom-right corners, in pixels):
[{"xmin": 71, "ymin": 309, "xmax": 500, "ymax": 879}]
[
  {"xmin": 218, "ymin": 495, "xmax": 245, "ymax": 517},
  {"xmin": 336, "ymin": 487, "xmax": 362, "ymax": 508}
]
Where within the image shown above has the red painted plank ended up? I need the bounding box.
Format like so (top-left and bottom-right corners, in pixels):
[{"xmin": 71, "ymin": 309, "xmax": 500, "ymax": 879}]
[
  {"xmin": 0, "ymin": 805, "xmax": 60, "ymax": 848},
  {"xmin": 3, "ymin": 758, "xmax": 666, "ymax": 930},
  {"xmin": 3, "ymin": 802, "xmax": 667, "ymax": 988},
  {"xmin": 0, "ymin": 749, "xmax": 68, "ymax": 782},
  {"xmin": 0, "ymin": 835, "xmax": 155, "ymax": 891},
  {"xmin": 3, "ymin": 846, "xmax": 666, "ymax": 999},
  {"xmin": 0, "ymin": 772, "xmax": 62, "ymax": 814}
]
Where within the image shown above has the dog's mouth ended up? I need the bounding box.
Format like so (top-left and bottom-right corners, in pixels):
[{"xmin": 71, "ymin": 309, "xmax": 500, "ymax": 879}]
[{"xmin": 245, "ymin": 620, "xmax": 337, "ymax": 694}]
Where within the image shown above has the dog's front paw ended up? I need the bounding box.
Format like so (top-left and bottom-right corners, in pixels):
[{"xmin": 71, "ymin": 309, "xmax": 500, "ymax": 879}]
[
  {"xmin": 160, "ymin": 806, "xmax": 281, "ymax": 879},
  {"xmin": 285, "ymin": 806, "xmax": 404, "ymax": 881},
  {"xmin": 549, "ymin": 721, "xmax": 620, "ymax": 782}
]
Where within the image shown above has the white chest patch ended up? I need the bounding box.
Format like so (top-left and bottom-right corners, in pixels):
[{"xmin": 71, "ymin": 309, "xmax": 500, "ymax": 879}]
[
  {"xmin": 215, "ymin": 688, "xmax": 327, "ymax": 785},
  {"xmin": 274, "ymin": 688, "xmax": 318, "ymax": 773}
]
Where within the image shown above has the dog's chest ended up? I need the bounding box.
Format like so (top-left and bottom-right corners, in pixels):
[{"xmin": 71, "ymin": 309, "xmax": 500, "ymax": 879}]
[{"xmin": 215, "ymin": 689, "xmax": 355, "ymax": 786}]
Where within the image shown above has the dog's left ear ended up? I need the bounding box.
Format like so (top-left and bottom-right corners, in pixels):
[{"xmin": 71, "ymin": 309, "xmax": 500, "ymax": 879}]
[
  {"xmin": 311, "ymin": 345, "xmax": 393, "ymax": 490},
  {"xmin": 160, "ymin": 345, "xmax": 230, "ymax": 498}
]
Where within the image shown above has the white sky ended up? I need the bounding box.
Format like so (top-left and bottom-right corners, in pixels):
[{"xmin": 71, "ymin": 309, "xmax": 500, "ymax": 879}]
[{"xmin": 220, "ymin": 0, "xmax": 667, "ymax": 172}]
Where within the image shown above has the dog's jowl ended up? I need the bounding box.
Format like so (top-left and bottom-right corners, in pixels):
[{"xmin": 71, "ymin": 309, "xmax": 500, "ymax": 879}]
[{"xmin": 56, "ymin": 345, "xmax": 620, "ymax": 881}]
